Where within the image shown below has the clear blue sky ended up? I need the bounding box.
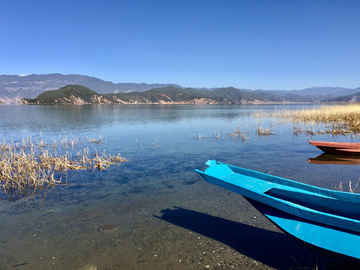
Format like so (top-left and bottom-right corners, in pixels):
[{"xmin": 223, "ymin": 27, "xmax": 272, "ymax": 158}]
[{"xmin": 1, "ymin": 0, "xmax": 359, "ymax": 90}]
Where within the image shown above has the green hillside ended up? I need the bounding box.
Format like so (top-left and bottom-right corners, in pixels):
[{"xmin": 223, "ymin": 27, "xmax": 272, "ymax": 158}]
[{"xmin": 20, "ymin": 85, "xmax": 99, "ymax": 105}]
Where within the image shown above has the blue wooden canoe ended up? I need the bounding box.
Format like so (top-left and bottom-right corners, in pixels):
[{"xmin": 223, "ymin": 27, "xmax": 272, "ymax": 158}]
[{"xmin": 195, "ymin": 160, "xmax": 360, "ymax": 261}]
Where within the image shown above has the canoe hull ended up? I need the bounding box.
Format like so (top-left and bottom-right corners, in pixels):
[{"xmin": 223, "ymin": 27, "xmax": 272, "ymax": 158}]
[
  {"xmin": 196, "ymin": 160, "xmax": 360, "ymax": 260},
  {"xmin": 309, "ymin": 141, "xmax": 360, "ymax": 156},
  {"xmin": 246, "ymin": 197, "xmax": 360, "ymax": 263}
]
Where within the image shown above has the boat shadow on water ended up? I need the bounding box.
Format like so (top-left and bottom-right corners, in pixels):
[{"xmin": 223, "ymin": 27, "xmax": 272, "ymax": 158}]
[{"xmin": 155, "ymin": 206, "xmax": 358, "ymax": 270}]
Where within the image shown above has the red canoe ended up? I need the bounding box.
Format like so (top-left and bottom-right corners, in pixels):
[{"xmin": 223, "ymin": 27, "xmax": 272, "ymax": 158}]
[{"xmin": 308, "ymin": 141, "xmax": 360, "ymax": 156}]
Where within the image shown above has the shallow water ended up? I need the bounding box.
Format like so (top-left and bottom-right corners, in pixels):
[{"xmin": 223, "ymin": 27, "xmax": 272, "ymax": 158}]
[{"xmin": 1, "ymin": 105, "xmax": 360, "ymax": 270}]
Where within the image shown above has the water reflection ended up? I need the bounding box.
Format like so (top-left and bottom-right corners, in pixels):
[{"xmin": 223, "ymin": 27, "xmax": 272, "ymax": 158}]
[
  {"xmin": 308, "ymin": 154, "xmax": 360, "ymax": 165},
  {"xmin": 0, "ymin": 104, "xmax": 308, "ymax": 140}
]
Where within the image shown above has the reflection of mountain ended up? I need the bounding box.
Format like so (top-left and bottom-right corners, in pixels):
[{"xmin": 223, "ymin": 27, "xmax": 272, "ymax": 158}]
[{"xmin": 308, "ymin": 154, "xmax": 360, "ymax": 165}]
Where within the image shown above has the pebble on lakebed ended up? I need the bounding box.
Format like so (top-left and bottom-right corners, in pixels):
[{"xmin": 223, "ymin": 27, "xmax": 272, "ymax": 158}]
[{"xmin": 99, "ymin": 224, "xmax": 119, "ymax": 233}]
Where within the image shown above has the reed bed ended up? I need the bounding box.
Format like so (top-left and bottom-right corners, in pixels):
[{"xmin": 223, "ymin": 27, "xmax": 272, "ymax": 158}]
[
  {"xmin": 0, "ymin": 137, "xmax": 126, "ymax": 204},
  {"xmin": 254, "ymin": 104, "xmax": 360, "ymax": 135}
]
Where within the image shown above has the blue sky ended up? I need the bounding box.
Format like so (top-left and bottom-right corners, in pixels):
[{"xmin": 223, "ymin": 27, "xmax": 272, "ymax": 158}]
[{"xmin": 1, "ymin": 0, "xmax": 359, "ymax": 90}]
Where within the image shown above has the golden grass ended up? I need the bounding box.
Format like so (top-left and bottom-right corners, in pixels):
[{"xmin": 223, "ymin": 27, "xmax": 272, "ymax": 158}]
[
  {"xmin": 0, "ymin": 136, "xmax": 127, "ymax": 204},
  {"xmin": 254, "ymin": 104, "xmax": 360, "ymax": 135}
]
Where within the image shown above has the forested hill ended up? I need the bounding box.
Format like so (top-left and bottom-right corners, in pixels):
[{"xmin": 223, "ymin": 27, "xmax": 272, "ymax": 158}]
[
  {"xmin": 19, "ymin": 85, "xmax": 329, "ymax": 105},
  {"xmin": 19, "ymin": 85, "xmax": 99, "ymax": 105}
]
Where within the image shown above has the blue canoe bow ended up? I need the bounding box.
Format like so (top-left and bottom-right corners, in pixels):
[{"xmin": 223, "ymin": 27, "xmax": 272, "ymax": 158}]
[{"xmin": 195, "ymin": 160, "xmax": 360, "ymax": 261}]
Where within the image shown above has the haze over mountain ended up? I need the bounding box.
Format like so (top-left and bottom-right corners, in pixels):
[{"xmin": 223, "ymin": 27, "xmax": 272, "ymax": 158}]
[{"xmin": 1, "ymin": 73, "xmax": 359, "ymax": 104}]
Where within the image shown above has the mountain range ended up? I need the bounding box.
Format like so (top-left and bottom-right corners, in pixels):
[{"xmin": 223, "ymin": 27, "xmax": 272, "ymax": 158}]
[
  {"xmin": 0, "ymin": 74, "xmax": 179, "ymax": 104},
  {"xmin": 1, "ymin": 73, "xmax": 360, "ymax": 104},
  {"xmin": 18, "ymin": 84, "xmax": 360, "ymax": 106}
]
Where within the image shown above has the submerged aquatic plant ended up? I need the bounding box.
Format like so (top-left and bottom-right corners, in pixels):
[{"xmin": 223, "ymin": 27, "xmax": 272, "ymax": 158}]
[{"xmin": 0, "ymin": 136, "xmax": 127, "ymax": 207}]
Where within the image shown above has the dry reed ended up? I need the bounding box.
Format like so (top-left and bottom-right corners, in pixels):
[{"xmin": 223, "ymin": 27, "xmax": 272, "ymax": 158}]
[
  {"xmin": 227, "ymin": 125, "xmax": 250, "ymax": 142},
  {"xmin": 0, "ymin": 136, "xmax": 127, "ymax": 204},
  {"xmin": 256, "ymin": 126, "xmax": 274, "ymax": 137},
  {"xmin": 335, "ymin": 179, "xmax": 360, "ymax": 193},
  {"xmin": 257, "ymin": 104, "xmax": 360, "ymax": 135}
]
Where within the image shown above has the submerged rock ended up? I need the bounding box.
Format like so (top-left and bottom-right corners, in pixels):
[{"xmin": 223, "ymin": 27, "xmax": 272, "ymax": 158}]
[
  {"xmin": 99, "ymin": 224, "xmax": 118, "ymax": 233},
  {"xmin": 13, "ymin": 261, "xmax": 28, "ymax": 267}
]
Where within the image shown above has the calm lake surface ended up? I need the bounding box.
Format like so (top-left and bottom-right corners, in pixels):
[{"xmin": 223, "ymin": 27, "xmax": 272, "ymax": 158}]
[{"xmin": 1, "ymin": 105, "xmax": 360, "ymax": 270}]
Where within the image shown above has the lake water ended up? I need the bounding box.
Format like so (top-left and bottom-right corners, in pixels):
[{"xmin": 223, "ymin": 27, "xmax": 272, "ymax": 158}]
[{"xmin": 1, "ymin": 105, "xmax": 360, "ymax": 270}]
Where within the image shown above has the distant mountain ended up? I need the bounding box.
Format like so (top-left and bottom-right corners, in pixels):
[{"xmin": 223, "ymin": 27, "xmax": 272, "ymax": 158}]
[
  {"xmin": 20, "ymin": 85, "xmax": 328, "ymax": 105},
  {"xmin": 255, "ymin": 87, "xmax": 359, "ymax": 97},
  {"xmin": 322, "ymin": 91, "xmax": 360, "ymax": 103},
  {"xmin": 0, "ymin": 73, "xmax": 179, "ymax": 104},
  {"xmin": 211, "ymin": 87, "xmax": 326, "ymax": 103},
  {"xmin": 2, "ymin": 73, "xmax": 360, "ymax": 104}
]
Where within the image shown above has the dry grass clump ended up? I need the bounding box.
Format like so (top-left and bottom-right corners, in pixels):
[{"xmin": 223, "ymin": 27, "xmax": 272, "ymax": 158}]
[
  {"xmin": 88, "ymin": 135, "xmax": 102, "ymax": 145},
  {"xmin": 292, "ymin": 125, "xmax": 352, "ymax": 137},
  {"xmin": 256, "ymin": 127, "xmax": 274, "ymax": 136},
  {"xmin": 269, "ymin": 104, "xmax": 360, "ymax": 135},
  {"xmin": 292, "ymin": 126, "xmax": 317, "ymax": 136},
  {"xmin": 0, "ymin": 137, "xmax": 126, "ymax": 204},
  {"xmin": 255, "ymin": 122, "xmax": 275, "ymax": 137},
  {"xmin": 227, "ymin": 126, "xmax": 250, "ymax": 142}
]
